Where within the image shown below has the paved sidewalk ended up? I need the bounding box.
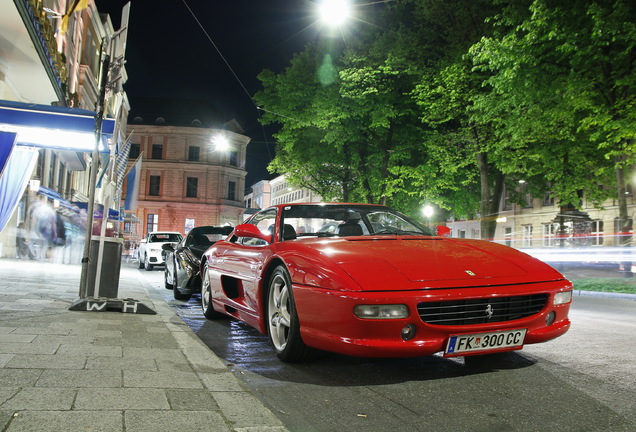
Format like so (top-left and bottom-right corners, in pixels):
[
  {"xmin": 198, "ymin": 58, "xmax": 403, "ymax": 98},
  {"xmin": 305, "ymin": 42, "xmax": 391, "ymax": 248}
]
[{"xmin": 0, "ymin": 259, "xmax": 288, "ymax": 432}]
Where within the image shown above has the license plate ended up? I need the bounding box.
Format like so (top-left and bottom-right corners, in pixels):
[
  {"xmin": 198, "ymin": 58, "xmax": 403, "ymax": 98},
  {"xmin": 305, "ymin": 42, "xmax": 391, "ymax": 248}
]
[{"xmin": 444, "ymin": 328, "xmax": 527, "ymax": 356}]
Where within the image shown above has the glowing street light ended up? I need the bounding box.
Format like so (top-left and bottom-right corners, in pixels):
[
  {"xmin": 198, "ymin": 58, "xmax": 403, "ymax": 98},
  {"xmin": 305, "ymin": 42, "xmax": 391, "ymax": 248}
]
[
  {"xmin": 422, "ymin": 204, "xmax": 434, "ymax": 219},
  {"xmin": 317, "ymin": 0, "xmax": 352, "ymax": 27},
  {"xmin": 213, "ymin": 135, "xmax": 230, "ymax": 152}
]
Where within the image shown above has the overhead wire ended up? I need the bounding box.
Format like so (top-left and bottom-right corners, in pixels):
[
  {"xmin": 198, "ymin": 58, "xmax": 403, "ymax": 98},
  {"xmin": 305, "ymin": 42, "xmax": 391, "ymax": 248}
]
[{"xmin": 180, "ymin": 0, "xmax": 276, "ymax": 161}]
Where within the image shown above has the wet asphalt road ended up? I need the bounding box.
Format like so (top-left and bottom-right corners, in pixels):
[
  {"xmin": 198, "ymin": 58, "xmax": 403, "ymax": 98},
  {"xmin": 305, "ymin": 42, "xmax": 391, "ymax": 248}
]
[{"xmin": 136, "ymin": 262, "xmax": 636, "ymax": 432}]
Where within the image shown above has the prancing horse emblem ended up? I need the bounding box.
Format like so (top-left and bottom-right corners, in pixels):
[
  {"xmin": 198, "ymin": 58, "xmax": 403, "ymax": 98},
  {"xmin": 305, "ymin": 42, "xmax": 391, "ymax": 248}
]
[
  {"xmin": 465, "ymin": 270, "xmax": 476, "ymax": 276},
  {"xmin": 485, "ymin": 304, "xmax": 494, "ymax": 320}
]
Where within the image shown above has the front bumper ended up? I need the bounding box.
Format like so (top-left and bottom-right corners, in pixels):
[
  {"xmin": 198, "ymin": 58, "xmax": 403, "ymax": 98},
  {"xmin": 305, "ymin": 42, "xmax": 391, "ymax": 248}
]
[
  {"xmin": 292, "ymin": 280, "xmax": 572, "ymax": 358},
  {"xmin": 146, "ymin": 249, "xmax": 165, "ymax": 265}
]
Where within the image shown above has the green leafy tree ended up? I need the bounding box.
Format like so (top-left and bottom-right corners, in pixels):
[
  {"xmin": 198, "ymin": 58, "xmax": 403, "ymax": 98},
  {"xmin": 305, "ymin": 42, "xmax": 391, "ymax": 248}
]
[
  {"xmin": 407, "ymin": 0, "xmax": 505, "ymax": 239},
  {"xmin": 469, "ymin": 0, "xmax": 636, "ymax": 239}
]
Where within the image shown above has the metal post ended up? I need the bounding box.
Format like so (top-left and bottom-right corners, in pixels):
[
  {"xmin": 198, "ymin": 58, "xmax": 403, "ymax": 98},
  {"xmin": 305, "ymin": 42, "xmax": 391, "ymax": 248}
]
[{"xmin": 79, "ymin": 39, "xmax": 110, "ymax": 298}]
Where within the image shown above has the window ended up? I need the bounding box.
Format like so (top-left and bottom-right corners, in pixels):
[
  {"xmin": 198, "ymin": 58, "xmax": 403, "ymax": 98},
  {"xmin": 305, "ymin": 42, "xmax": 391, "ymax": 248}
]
[
  {"xmin": 229, "ymin": 150, "xmax": 239, "ymax": 166},
  {"xmin": 151, "ymin": 144, "xmax": 163, "ymax": 159},
  {"xmin": 188, "ymin": 146, "xmax": 200, "ymax": 161},
  {"xmin": 240, "ymin": 208, "xmax": 277, "ymax": 246},
  {"xmin": 590, "ymin": 220, "xmax": 604, "ymax": 246},
  {"xmin": 129, "ymin": 143, "xmax": 140, "ymax": 159},
  {"xmin": 228, "ymin": 181, "xmax": 236, "ymax": 201},
  {"xmin": 543, "ymin": 191, "xmax": 555, "ymax": 206},
  {"xmin": 542, "ymin": 223, "xmax": 557, "ymax": 247},
  {"xmin": 186, "ymin": 177, "xmax": 198, "ymax": 198},
  {"xmin": 149, "ymin": 175, "xmax": 161, "ymax": 196},
  {"xmin": 522, "ymin": 224, "xmax": 533, "ymax": 248},
  {"xmin": 147, "ymin": 214, "xmax": 158, "ymax": 233},
  {"xmin": 504, "ymin": 227, "xmax": 512, "ymax": 247}
]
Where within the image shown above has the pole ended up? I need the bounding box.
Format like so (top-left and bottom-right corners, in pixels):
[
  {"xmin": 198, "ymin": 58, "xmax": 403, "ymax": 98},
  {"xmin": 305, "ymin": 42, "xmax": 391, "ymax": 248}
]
[{"xmin": 79, "ymin": 38, "xmax": 110, "ymax": 298}]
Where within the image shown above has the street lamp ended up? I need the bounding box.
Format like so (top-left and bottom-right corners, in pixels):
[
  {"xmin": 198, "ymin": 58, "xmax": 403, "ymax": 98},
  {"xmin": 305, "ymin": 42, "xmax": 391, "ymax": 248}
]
[
  {"xmin": 317, "ymin": 0, "xmax": 352, "ymax": 27},
  {"xmin": 422, "ymin": 204, "xmax": 434, "ymax": 219},
  {"xmin": 212, "ymin": 135, "xmax": 230, "ymax": 152}
]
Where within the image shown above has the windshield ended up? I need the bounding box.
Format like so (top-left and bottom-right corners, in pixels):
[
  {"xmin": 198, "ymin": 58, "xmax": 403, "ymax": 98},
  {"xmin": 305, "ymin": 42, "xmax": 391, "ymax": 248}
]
[
  {"xmin": 150, "ymin": 233, "xmax": 182, "ymax": 243},
  {"xmin": 281, "ymin": 205, "xmax": 434, "ymax": 238}
]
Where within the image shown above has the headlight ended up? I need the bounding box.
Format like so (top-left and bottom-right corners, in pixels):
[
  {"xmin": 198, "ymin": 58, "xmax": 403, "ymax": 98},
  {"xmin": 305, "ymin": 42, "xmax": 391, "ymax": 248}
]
[
  {"xmin": 353, "ymin": 304, "xmax": 409, "ymax": 319},
  {"xmin": 553, "ymin": 291, "xmax": 572, "ymax": 305}
]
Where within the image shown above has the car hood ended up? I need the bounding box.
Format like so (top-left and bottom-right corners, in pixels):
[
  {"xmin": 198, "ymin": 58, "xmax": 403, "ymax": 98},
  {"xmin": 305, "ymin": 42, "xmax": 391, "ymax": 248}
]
[{"xmin": 300, "ymin": 236, "xmax": 564, "ymax": 291}]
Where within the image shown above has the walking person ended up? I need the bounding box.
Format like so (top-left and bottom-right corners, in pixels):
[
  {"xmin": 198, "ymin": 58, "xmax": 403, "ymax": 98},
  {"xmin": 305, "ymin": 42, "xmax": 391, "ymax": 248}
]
[{"xmin": 16, "ymin": 222, "xmax": 36, "ymax": 260}]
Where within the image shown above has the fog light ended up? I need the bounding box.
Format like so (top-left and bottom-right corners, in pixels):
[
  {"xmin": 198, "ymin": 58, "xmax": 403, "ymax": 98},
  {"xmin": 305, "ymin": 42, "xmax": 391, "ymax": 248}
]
[
  {"xmin": 553, "ymin": 291, "xmax": 572, "ymax": 305},
  {"xmin": 401, "ymin": 324, "xmax": 416, "ymax": 341},
  {"xmin": 353, "ymin": 304, "xmax": 409, "ymax": 319},
  {"xmin": 545, "ymin": 311, "xmax": 556, "ymax": 326}
]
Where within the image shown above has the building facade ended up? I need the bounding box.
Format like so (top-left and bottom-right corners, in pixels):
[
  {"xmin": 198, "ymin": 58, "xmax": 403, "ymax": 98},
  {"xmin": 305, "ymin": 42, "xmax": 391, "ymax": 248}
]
[
  {"xmin": 122, "ymin": 122, "xmax": 250, "ymax": 247},
  {"xmin": 447, "ymin": 184, "xmax": 634, "ymax": 249},
  {"xmin": 0, "ymin": 0, "xmax": 129, "ymax": 261}
]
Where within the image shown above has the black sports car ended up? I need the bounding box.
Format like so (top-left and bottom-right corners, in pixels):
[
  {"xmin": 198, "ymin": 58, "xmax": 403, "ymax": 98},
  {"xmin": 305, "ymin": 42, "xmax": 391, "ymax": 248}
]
[{"xmin": 163, "ymin": 225, "xmax": 233, "ymax": 300}]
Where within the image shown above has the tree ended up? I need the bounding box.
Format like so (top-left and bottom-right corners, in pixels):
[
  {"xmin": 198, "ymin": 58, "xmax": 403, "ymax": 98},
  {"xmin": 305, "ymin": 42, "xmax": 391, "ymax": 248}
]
[
  {"xmin": 469, "ymin": 0, "xmax": 636, "ymax": 241},
  {"xmin": 406, "ymin": 0, "xmax": 505, "ymax": 239}
]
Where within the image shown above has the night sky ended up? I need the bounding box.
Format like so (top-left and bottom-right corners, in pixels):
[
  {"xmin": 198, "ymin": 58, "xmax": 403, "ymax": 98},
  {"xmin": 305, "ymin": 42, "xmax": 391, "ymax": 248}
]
[{"xmin": 94, "ymin": 0, "xmax": 324, "ymax": 185}]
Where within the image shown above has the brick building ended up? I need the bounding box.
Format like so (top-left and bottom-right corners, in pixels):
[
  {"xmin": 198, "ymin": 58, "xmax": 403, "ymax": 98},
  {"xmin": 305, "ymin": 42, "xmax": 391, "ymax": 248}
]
[{"xmin": 122, "ymin": 102, "xmax": 249, "ymax": 247}]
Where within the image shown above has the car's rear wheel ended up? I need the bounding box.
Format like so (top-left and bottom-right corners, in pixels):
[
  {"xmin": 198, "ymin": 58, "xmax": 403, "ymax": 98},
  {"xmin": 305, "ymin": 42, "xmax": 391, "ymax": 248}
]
[
  {"xmin": 201, "ymin": 264, "xmax": 224, "ymax": 319},
  {"xmin": 266, "ymin": 266, "xmax": 316, "ymax": 362}
]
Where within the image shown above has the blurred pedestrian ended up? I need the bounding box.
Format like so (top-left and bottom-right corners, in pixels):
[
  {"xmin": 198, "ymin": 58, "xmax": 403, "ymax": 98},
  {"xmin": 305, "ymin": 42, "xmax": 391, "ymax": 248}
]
[{"xmin": 16, "ymin": 222, "xmax": 36, "ymax": 260}]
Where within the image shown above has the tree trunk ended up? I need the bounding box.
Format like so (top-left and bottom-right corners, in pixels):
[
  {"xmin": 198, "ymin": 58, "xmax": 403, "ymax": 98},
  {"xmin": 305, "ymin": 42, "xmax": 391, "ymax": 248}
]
[
  {"xmin": 615, "ymin": 155, "xmax": 631, "ymax": 246},
  {"xmin": 476, "ymin": 151, "xmax": 504, "ymax": 240}
]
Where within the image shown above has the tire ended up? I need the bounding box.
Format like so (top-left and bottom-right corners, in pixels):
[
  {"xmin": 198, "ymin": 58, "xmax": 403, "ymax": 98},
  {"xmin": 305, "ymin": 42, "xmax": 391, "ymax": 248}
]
[
  {"xmin": 138, "ymin": 256, "xmax": 144, "ymax": 269},
  {"xmin": 164, "ymin": 263, "xmax": 174, "ymax": 290},
  {"xmin": 144, "ymin": 254, "xmax": 153, "ymax": 271},
  {"xmin": 266, "ymin": 265, "xmax": 317, "ymax": 362},
  {"xmin": 172, "ymin": 263, "xmax": 191, "ymax": 301},
  {"xmin": 201, "ymin": 264, "xmax": 224, "ymax": 319}
]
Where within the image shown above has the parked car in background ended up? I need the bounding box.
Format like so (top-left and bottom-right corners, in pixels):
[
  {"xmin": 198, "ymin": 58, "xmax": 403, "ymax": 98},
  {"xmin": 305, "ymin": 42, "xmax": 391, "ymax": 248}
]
[
  {"xmin": 137, "ymin": 231, "xmax": 183, "ymax": 271},
  {"xmin": 200, "ymin": 203, "xmax": 573, "ymax": 362},
  {"xmin": 163, "ymin": 225, "xmax": 233, "ymax": 300}
]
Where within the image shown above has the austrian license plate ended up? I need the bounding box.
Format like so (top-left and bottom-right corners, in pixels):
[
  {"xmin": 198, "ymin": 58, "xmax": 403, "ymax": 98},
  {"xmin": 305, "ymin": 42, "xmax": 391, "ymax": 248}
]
[{"xmin": 444, "ymin": 328, "xmax": 527, "ymax": 356}]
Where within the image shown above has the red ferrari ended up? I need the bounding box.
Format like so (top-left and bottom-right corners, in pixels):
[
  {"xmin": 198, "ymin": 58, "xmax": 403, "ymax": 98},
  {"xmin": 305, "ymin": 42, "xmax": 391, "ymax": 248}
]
[{"xmin": 201, "ymin": 203, "xmax": 572, "ymax": 362}]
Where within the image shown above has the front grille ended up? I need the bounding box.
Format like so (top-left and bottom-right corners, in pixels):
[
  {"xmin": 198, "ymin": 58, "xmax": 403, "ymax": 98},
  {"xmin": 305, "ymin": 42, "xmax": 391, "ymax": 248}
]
[{"xmin": 417, "ymin": 294, "xmax": 549, "ymax": 326}]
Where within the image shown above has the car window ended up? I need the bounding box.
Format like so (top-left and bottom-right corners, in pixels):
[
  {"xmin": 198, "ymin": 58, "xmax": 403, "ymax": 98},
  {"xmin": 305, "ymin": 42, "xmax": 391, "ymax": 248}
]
[
  {"xmin": 281, "ymin": 205, "xmax": 432, "ymax": 237},
  {"xmin": 150, "ymin": 233, "xmax": 182, "ymax": 242},
  {"xmin": 281, "ymin": 207, "xmax": 369, "ymax": 237},
  {"xmin": 366, "ymin": 211, "xmax": 425, "ymax": 234},
  {"xmin": 240, "ymin": 208, "xmax": 277, "ymax": 246}
]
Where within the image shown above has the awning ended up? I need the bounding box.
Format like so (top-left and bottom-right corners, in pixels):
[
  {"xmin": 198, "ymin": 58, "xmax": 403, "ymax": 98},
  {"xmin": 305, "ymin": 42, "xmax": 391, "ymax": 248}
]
[
  {"xmin": 37, "ymin": 186, "xmax": 80, "ymax": 213},
  {"xmin": 0, "ymin": 100, "xmax": 115, "ymax": 153}
]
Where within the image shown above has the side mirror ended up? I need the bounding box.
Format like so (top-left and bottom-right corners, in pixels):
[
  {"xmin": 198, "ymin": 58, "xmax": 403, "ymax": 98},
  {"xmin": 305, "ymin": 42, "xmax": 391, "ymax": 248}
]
[
  {"xmin": 234, "ymin": 224, "xmax": 271, "ymax": 242},
  {"xmin": 140, "ymin": 239, "xmax": 147, "ymax": 244},
  {"xmin": 435, "ymin": 225, "xmax": 451, "ymax": 237},
  {"xmin": 162, "ymin": 243, "xmax": 175, "ymax": 253}
]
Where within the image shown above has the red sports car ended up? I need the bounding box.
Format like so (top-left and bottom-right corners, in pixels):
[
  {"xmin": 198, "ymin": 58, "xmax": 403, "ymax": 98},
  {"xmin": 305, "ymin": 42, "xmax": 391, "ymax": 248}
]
[{"xmin": 201, "ymin": 203, "xmax": 572, "ymax": 362}]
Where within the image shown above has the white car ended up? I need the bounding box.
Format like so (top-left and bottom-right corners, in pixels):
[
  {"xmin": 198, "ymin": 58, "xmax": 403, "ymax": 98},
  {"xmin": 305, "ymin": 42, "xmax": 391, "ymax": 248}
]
[{"xmin": 137, "ymin": 231, "xmax": 183, "ymax": 271}]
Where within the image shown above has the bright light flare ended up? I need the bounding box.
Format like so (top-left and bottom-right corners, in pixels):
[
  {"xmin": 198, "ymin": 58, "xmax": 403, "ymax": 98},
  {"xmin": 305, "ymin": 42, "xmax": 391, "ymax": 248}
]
[
  {"xmin": 422, "ymin": 205, "xmax": 434, "ymax": 218},
  {"xmin": 318, "ymin": 0, "xmax": 352, "ymax": 26},
  {"xmin": 0, "ymin": 124, "xmax": 107, "ymax": 152},
  {"xmin": 213, "ymin": 135, "xmax": 230, "ymax": 152}
]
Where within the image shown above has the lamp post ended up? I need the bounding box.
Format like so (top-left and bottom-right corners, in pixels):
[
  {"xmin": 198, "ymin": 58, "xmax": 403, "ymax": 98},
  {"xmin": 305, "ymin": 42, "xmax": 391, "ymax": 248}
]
[{"xmin": 317, "ymin": 0, "xmax": 352, "ymax": 27}]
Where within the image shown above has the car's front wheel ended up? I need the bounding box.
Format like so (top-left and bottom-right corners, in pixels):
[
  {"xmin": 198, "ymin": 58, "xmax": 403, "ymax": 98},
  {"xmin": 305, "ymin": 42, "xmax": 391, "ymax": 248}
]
[
  {"xmin": 144, "ymin": 254, "xmax": 153, "ymax": 271},
  {"xmin": 164, "ymin": 261, "xmax": 174, "ymax": 290},
  {"xmin": 201, "ymin": 264, "xmax": 224, "ymax": 319},
  {"xmin": 266, "ymin": 266, "xmax": 316, "ymax": 362}
]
